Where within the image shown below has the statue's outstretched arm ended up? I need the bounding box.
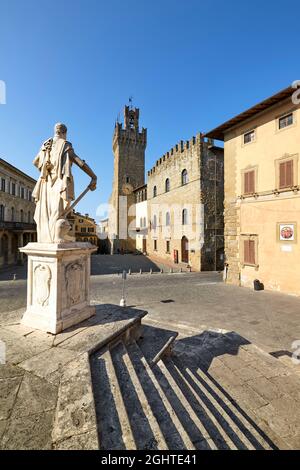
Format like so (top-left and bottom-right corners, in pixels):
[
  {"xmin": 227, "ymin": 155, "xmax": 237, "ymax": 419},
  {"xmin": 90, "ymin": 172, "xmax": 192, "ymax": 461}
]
[{"xmin": 72, "ymin": 153, "xmax": 97, "ymax": 191}]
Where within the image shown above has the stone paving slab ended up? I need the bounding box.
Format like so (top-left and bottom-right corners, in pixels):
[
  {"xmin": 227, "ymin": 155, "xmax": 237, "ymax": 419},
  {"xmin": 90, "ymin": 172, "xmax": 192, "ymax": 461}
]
[
  {"xmin": 1, "ymin": 410, "xmax": 55, "ymax": 450},
  {"xmin": 19, "ymin": 348, "xmax": 78, "ymax": 384},
  {"xmin": 0, "ymin": 376, "xmax": 23, "ymax": 420},
  {"xmin": 53, "ymin": 429, "xmax": 100, "ymax": 450},
  {"xmin": 11, "ymin": 373, "xmax": 58, "ymax": 419}
]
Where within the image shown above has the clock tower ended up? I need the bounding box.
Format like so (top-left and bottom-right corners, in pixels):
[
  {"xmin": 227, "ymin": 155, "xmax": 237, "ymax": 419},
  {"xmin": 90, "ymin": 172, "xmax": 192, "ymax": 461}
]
[{"xmin": 109, "ymin": 105, "xmax": 147, "ymax": 253}]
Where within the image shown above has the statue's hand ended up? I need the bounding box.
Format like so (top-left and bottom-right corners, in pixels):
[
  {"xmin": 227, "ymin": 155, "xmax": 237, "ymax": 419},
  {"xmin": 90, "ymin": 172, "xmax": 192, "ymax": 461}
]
[{"xmin": 88, "ymin": 177, "xmax": 97, "ymax": 191}]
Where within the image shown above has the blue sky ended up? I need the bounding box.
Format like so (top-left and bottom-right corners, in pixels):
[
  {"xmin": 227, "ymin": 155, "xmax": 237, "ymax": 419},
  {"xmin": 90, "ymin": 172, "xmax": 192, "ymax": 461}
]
[{"xmin": 0, "ymin": 0, "xmax": 299, "ymax": 220}]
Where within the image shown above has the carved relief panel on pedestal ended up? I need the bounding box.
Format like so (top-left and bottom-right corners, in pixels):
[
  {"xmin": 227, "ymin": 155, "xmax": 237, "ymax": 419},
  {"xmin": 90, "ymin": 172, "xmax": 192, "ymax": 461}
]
[
  {"xmin": 34, "ymin": 264, "xmax": 52, "ymax": 306},
  {"xmin": 65, "ymin": 261, "xmax": 85, "ymax": 307}
]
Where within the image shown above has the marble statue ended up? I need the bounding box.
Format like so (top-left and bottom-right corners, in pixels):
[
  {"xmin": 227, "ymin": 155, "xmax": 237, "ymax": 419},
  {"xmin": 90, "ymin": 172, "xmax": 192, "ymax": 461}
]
[
  {"xmin": 32, "ymin": 123, "xmax": 97, "ymax": 243},
  {"xmin": 20, "ymin": 123, "xmax": 98, "ymax": 333}
]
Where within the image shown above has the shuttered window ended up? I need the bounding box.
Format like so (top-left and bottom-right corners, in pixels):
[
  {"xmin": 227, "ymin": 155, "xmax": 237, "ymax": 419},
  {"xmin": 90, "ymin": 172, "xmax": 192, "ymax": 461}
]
[
  {"xmin": 244, "ymin": 239, "xmax": 256, "ymax": 265},
  {"xmin": 279, "ymin": 160, "xmax": 293, "ymax": 188},
  {"xmin": 244, "ymin": 170, "xmax": 255, "ymax": 194}
]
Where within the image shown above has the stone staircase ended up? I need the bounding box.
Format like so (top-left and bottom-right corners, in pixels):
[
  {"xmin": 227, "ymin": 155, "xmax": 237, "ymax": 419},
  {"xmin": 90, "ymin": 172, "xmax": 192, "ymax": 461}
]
[{"xmin": 90, "ymin": 325, "xmax": 276, "ymax": 450}]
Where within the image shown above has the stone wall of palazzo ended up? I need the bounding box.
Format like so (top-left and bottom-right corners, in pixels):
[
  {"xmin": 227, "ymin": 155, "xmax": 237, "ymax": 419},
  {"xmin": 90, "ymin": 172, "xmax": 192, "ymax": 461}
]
[{"xmin": 146, "ymin": 134, "xmax": 224, "ymax": 271}]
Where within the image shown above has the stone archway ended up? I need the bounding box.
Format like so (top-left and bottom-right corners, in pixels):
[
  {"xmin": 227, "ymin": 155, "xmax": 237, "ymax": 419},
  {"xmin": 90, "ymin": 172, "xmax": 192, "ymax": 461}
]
[
  {"xmin": 2, "ymin": 234, "xmax": 8, "ymax": 265},
  {"xmin": 12, "ymin": 234, "xmax": 18, "ymax": 263},
  {"xmin": 181, "ymin": 236, "xmax": 189, "ymax": 263},
  {"xmin": 216, "ymin": 247, "xmax": 224, "ymax": 271}
]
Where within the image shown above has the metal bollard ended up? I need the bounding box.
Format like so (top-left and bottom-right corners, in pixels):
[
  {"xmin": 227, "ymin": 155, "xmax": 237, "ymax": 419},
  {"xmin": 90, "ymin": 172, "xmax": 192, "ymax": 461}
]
[
  {"xmin": 139, "ymin": 268, "xmax": 142, "ymax": 275},
  {"xmin": 160, "ymin": 268, "xmax": 163, "ymax": 274},
  {"xmin": 128, "ymin": 268, "xmax": 131, "ymax": 275},
  {"xmin": 169, "ymin": 268, "xmax": 173, "ymax": 273},
  {"xmin": 13, "ymin": 274, "xmax": 17, "ymax": 281},
  {"xmin": 150, "ymin": 268, "xmax": 153, "ymax": 274}
]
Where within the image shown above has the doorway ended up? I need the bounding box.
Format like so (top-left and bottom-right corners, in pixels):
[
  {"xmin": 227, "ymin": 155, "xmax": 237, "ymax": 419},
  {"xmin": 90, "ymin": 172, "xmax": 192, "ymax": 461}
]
[
  {"xmin": 2, "ymin": 234, "xmax": 8, "ymax": 265},
  {"xmin": 181, "ymin": 236, "xmax": 189, "ymax": 263}
]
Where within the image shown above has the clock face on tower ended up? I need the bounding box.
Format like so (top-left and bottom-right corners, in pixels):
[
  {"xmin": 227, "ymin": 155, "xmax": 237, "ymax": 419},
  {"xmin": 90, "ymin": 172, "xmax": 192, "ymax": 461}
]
[{"xmin": 122, "ymin": 183, "xmax": 133, "ymax": 195}]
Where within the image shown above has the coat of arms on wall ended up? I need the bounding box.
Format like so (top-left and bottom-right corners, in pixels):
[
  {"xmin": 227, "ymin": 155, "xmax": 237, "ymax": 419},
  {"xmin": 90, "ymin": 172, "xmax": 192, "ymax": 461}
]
[
  {"xmin": 278, "ymin": 222, "xmax": 297, "ymax": 242},
  {"xmin": 65, "ymin": 262, "xmax": 84, "ymax": 306},
  {"xmin": 34, "ymin": 264, "xmax": 52, "ymax": 306}
]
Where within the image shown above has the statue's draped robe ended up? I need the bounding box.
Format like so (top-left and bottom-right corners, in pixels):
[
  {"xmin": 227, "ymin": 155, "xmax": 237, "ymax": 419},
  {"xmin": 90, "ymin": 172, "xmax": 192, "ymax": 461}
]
[{"xmin": 32, "ymin": 137, "xmax": 75, "ymax": 243}]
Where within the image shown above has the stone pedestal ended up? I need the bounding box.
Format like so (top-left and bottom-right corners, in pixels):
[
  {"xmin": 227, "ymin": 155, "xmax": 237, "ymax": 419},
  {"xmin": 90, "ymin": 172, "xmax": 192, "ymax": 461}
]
[{"xmin": 20, "ymin": 242, "xmax": 97, "ymax": 334}]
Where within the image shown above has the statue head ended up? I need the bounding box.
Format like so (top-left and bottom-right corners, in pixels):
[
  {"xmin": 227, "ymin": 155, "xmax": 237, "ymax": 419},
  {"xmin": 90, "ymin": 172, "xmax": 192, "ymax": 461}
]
[{"xmin": 54, "ymin": 123, "xmax": 67, "ymax": 139}]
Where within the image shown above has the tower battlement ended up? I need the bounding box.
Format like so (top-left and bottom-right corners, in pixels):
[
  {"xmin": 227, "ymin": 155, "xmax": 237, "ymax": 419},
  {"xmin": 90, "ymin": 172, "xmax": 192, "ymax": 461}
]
[
  {"xmin": 113, "ymin": 106, "xmax": 147, "ymax": 150},
  {"xmin": 147, "ymin": 132, "xmax": 203, "ymax": 175}
]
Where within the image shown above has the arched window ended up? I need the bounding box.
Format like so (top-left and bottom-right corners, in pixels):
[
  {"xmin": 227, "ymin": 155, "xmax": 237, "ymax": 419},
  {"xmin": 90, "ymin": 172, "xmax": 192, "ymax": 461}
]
[
  {"xmin": 181, "ymin": 169, "xmax": 188, "ymax": 185},
  {"xmin": 153, "ymin": 186, "xmax": 157, "ymax": 198},
  {"xmin": 166, "ymin": 212, "xmax": 170, "ymax": 226},
  {"xmin": 0, "ymin": 205, "xmax": 5, "ymax": 221},
  {"xmin": 153, "ymin": 215, "xmax": 157, "ymax": 230},
  {"xmin": 20, "ymin": 209, "xmax": 24, "ymax": 222},
  {"xmin": 165, "ymin": 178, "xmax": 170, "ymax": 192},
  {"xmin": 182, "ymin": 208, "xmax": 188, "ymax": 225}
]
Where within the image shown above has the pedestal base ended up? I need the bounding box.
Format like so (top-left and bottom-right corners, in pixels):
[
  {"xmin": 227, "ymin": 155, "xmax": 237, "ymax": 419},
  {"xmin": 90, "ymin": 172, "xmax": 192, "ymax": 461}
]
[{"xmin": 20, "ymin": 242, "xmax": 97, "ymax": 334}]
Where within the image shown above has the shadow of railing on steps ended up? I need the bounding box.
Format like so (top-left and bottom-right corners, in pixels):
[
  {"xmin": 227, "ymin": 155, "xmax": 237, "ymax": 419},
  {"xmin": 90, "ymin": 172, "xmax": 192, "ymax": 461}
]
[{"xmin": 90, "ymin": 324, "xmax": 278, "ymax": 450}]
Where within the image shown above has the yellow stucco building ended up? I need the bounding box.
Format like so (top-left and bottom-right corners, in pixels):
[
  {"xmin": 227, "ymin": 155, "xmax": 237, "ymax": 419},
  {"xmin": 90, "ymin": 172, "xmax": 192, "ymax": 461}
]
[
  {"xmin": 206, "ymin": 85, "xmax": 300, "ymax": 295},
  {"xmin": 68, "ymin": 211, "xmax": 98, "ymax": 246}
]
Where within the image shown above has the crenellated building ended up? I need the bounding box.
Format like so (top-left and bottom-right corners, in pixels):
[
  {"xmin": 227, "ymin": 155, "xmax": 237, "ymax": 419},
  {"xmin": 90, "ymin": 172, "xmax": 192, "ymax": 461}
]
[{"xmin": 147, "ymin": 134, "xmax": 224, "ymax": 271}]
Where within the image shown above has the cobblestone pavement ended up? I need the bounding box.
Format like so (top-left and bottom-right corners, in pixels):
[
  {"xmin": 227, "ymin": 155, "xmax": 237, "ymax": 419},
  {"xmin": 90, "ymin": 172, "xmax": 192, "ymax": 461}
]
[{"xmin": 1, "ymin": 254, "xmax": 300, "ymax": 355}]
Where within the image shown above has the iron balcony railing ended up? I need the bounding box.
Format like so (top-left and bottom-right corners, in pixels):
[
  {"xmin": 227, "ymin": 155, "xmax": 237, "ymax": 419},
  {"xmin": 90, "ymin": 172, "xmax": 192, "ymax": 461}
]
[{"xmin": 0, "ymin": 221, "xmax": 36, "ymax": 231}]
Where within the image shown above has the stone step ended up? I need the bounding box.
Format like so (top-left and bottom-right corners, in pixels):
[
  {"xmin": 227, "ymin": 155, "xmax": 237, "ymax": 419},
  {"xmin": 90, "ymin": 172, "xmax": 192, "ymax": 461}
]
[
  {"xmin": 126, "ymin": 340, "xmax": 196, "ymax": 450},
  {"xmin": 153, "ymin": 358, "xmax": 220, "ymax": 449},
  {"xmin": 160, "ymin": 358, "xmax": 241, "ymax": 449},
  {"xmin": 193, "ymin": 366, "xmax": 275, "ymax": 450},
  {"xmin": 276, "ymin": 355, "xmax": 300, "ymax": 377},
  {"xmin": 171, "ymin": 358, "xmax": 274, "ymax": 450},
  {"xmin": 102, "ymin": 348, "xmax": 136, "ymax": 449},
  {"xmin": 137, "ymin": 324, "xmax": 178, "ymax": 366},
  {"xmin": 168, "ymin": 359, "xmax": 254, "ymax": 450},
  {"xmin": 90, "ymin": 348, "xmax": 129, "ymax": 450},
  {"xmin": 111, "ymin": 341, "xmax": 168, "ymax": 450}
]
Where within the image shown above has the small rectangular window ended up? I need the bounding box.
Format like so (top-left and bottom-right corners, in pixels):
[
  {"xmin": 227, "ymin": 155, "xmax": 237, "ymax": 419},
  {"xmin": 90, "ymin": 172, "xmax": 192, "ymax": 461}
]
[
  {"xmin": 154, "ymin": 240, "xmax": 157, "ymax": 251},
  {"xmin": 279, "ymin": 160, "xmax": 293, "ymax": 188},
  {"xmin": 244, "ymin": 170, "xmax": 255, "ymax": 194},
  {"xmin": 244, "ymin": 239, "xmax": 256, "ymax": 265},
  {"xmin": 279, "ymin": 113, "xmax": 293, "ymax": 130},
  {"xmin": 1, "ymin": 178, "xmax": 5, "ymax": 192},
  {"xmin": 166, "ymin": 241, "xmax": 170, "ymax": 253},
  {"xmin": 11, "ymin": 183, "xmax": 16, "ymax": 196},
  {"xmin": 243, "ymin": 130, "xmax": 255, "ymax": 144}
]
